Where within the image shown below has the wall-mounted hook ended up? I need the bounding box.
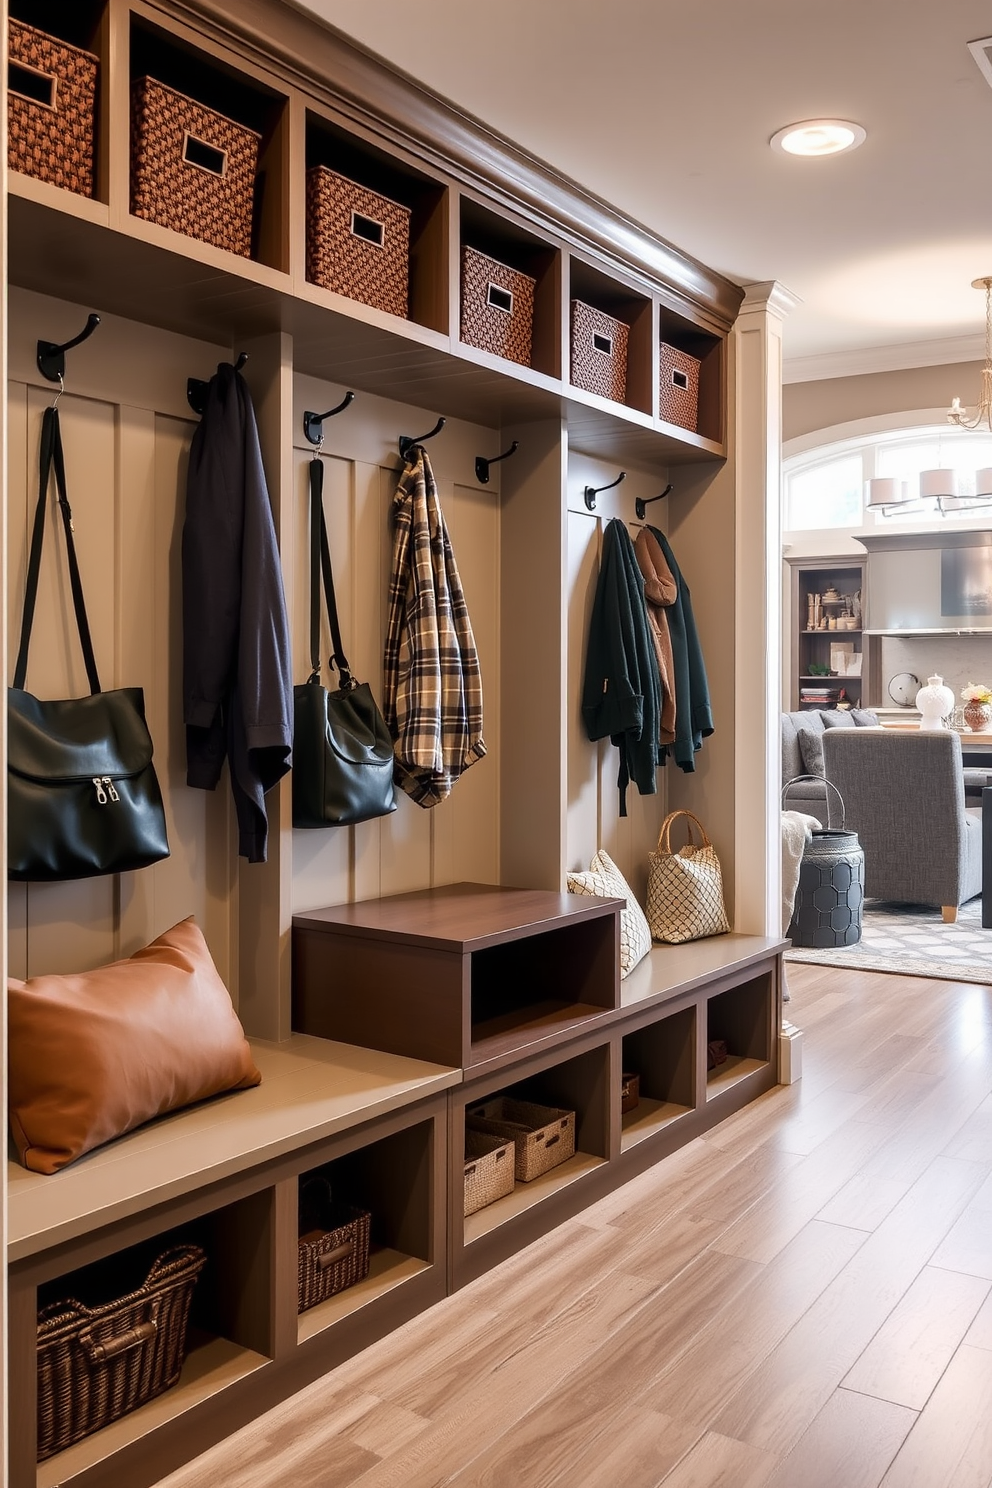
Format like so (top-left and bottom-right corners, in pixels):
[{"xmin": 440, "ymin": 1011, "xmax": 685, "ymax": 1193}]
[
  {"xmin": 399, "ymin": 416, "xmax": 446, "ymax": 462},
  {"xmin": 37, "ymin": 313, "xmax": 101, "ymax": 383},
  {"xmin": 583, "ymin": 470, "xmax": 626, "ymax": 512},
  {"xmin": 187, "ymin": 352, "xmax": 251, "ymax": 416},
  {"xmin": 303, "ymin": 391, "xmax": 356, "ymax": 447},
  {"xmin": 475, "ymin": 440, "xmax": 519, "ymax": 485},
  {"xmin": 634, "ymin": 483, "xmax": 673, "ymax": 521}
]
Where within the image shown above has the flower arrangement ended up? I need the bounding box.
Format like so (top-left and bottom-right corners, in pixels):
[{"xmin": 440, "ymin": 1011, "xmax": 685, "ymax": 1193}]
[{"xmin": 961, "ymin": 682, "xmax": 992, "ymax": 704}]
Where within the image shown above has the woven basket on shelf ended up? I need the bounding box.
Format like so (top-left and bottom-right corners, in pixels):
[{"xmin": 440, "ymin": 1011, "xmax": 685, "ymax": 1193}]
[
  {"xmin": 659, "ymin": 343, "xmax": 701, "ymax": 431},
  {"xmin": 8, "ymin": 19, "xmax": 99, "ymax": 198},
  {"xmin": 297, "ymin": 1178, "xmax": 371, "ymax": 1313},
  {"xmin": 466, "ymin": 1097, "xmax": 575, "ymax": 1183},
  {"xmin": 37, "ymin": 1244, "xmax": 206, "ymax": 1461},
  {"xmin": 130, "ymin": 76, "xmax": 260, "ymax": 257},
  {"xmin": 306, "ymin": 165, "xmax": 411, "ymax": 318},
  {"xmin": 463, "ymin": 1127, "xmax": 516, "ymax": 1216},
  {"xmin": 620, "ymin": 1072, "xmax": 640, "ymax": 1114},
  {"xmin": 570, "ymin": 299, "xmax": 628, "ymax": 403},
  {"xmin": 460, "ymin": 246, "xmax": 535, "ymax": 367}
]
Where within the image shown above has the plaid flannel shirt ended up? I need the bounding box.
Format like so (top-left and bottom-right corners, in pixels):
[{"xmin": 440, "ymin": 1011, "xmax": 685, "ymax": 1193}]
[{"xmin": 383, "ymin": 446, "xmax": 486, "ymax": 807}]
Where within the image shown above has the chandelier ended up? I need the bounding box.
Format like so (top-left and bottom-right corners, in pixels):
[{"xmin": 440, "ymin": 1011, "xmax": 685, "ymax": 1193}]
[{"xmin": 947, "ymin": 276, "xmax": 992, "ymax": 432}]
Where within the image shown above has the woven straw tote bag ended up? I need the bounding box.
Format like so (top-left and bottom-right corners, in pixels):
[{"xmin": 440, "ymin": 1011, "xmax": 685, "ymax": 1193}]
[{"xmin": 646, "ymin": 810, "xmax": 730, "ymax": 944}]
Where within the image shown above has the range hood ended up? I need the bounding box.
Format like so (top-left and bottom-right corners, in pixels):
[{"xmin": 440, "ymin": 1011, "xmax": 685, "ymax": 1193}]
[{"xmin": 857, "ymin": 529, "xmax": 992, "ymax": 635}]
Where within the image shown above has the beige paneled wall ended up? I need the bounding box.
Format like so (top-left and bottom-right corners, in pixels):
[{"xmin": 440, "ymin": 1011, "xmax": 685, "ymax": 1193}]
[{"xmin": 289, "ymin": 374, "xmax": 501, "ymax": 914}]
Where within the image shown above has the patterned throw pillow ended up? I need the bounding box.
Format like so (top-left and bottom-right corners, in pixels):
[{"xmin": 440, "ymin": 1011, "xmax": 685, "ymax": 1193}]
[{"xmin": 567, "ymin": 849, "xmax": 651, "ymax": 978}]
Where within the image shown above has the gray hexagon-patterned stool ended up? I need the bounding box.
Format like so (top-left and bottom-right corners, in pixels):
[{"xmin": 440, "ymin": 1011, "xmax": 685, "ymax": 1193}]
[{"xmin": 787, "ymin": 827, "xmax": 865, "ymax": 948}]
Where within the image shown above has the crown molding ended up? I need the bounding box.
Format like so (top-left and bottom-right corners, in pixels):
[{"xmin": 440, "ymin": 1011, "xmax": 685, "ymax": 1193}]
[
  {"xmin": 783, "ymin": 334, "xmax": 986, "ymax": 385},
  {"xmin": 740, "ymin": 280, "xmax": 802, "ymax": 319}
]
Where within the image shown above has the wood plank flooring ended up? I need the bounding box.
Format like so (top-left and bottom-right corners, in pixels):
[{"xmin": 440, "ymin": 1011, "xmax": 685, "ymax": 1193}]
[{"xmin": 158, "ymin": 964, "xmax": 992, "ymax": 1488}]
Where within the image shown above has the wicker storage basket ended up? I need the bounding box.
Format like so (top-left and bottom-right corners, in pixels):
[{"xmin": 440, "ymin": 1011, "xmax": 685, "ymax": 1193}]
[
  {"xmin": 130, "ymin": 77, "xmax": 261, "ymax": 258},
  {"xmin": 463, "ymin": 1127, "xmax": 516, "ymax": 1216},
  {"xmin": 8, "ymin": 20, "xmax": 98, "ymax": 198},
  {"xmin": 660, "ymin": 343, "xmax": 701, "ymax": 432},
  {"xmin": 570, "ymin": 300, "xmax": 628, "ymax": 403},
  {"xmin": 306, "ymin": 166, "xmax": 411, "ymax": 318},
  {"xmin": 460, "ymin": 246, "xmax": 535, "ymax": 367},
  {"xmin": 36, "ymin": 1244, "xmax": 206, "ymax": 1461},
  {"xmin": 620, "ymin": 1072, "xmax": 640, "ymax": 1114},
  {"xmin": 466, "ymin": 1097, "xmax": 575, "ymax": 1183},
  {"xmin": 297, "ymin": 1179, "xmax": 371, "ymax": 1314}
]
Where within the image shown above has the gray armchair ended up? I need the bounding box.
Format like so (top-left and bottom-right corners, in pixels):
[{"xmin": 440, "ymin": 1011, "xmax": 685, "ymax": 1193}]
[{"xmin": 822, "ymin": 728, "xmax": 982, "ymax": 920}]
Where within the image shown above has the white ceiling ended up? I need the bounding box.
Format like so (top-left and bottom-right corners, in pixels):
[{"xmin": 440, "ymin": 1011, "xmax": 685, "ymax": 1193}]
[{"xmin": 294, "ymin": 0, "xmax": 992, "ymax": 378}]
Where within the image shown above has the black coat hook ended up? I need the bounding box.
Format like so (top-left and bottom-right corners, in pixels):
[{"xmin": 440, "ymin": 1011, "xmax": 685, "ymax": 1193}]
[
  {"xmin": 187, "ymin": 353, "xmax": 250, "ymax": 416},
  {"xmin": 37, "ymin": 313, "xmax": 101, "ymax": 383},
  {"xmin": 634, "ymin": 483, "xmax": 673, "ymax": 521},
  {"xmin": 304, "ymin": 391, "xmax": 356, "ymax": 447},
  {"xmin": 583, "ymin": 470, "xmax": 626, "ymax": 511},
  {"xmin": 475, "ymin": 440, "xmax": 519, "ymax": 485},
  {"xmin": 399, "ymin": 417, "xmax": 446, "ymax": 462}
]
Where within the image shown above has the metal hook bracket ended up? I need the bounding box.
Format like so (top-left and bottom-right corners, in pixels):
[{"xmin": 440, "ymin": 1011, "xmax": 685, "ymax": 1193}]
[
  {"xmin": 399, "ymin": 416, "xmax": 446, "ymax": 462},
  {"xmin": 634, "ymin": 483, "xmax": 673, "ymax": 521},
  {"xmin": 37, "ymin": 313, "xmax": 101, "ymax": 384},
  {"xmin": 583, "ymin": 470, "xmax": 626, "ymax": 511},
  {"xmin": 303, "ymin": 391, "xmax": 356, "ymax": 448},
  {"xmin": 475, "ymin": 440, "xmax": 519, "ymax": 485},
  {"xmin": 187, "ymin": 352, "xmax": 249, "ymax": 416}
]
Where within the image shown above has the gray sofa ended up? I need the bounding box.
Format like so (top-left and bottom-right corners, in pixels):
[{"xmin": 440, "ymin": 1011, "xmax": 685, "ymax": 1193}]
[{"xmin": 781, "ymin": 708, "xmax": 878, "ymax": 822}]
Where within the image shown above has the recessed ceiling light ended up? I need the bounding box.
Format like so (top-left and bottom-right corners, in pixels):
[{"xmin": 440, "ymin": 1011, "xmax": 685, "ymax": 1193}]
[{"xmin": 770, "ymin": 119, "xmax": 866, "ymax": 157}]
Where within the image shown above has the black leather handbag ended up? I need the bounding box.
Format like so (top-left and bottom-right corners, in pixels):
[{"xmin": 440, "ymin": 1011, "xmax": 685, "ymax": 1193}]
[
  {"xmin": 8, "ymin": 405, "xmax": 170, "ymax": 882},
  {"xmin": 292, "ymin": 455, "xmax": 396, "ymax": 829}
]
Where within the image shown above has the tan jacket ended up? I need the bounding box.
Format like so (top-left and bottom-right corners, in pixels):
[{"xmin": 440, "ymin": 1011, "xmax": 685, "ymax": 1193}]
[{"xmin": 634, "ymin": 527, "xmax": 677, "ymax": 745}]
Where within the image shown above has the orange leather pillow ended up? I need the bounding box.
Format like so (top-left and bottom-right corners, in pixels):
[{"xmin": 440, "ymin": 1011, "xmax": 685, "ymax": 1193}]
[{"xmin": 8, "ymin": 917, "xmax": 261, "ymax": 1174}]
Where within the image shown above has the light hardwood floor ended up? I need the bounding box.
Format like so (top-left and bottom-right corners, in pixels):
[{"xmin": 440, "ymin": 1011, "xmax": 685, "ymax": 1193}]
[{"xmin": 159, "ymin": 963, "xmax": 992, "ymax": 1488}]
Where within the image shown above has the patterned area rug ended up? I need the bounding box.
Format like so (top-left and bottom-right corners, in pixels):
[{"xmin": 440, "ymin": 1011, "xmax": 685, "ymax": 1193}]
[{"xmin": 785, "ymin": 898, "xmax": 992, "ymax": 985}]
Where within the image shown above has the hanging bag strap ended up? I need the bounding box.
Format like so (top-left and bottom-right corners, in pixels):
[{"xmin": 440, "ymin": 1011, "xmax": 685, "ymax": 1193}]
[
  {"xmin": 656, "ymin": 809, "xmax": 711, "ymax": 856},
  {"xmin": 13, "ymin": 404, "xmax": 101, "ymax": 694},
  {"xmin": 307, "ymin": 456, "xmax": 354, "ymax": 691}
]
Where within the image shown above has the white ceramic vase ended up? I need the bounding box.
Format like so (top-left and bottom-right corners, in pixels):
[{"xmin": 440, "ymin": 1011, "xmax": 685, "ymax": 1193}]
[{"xmin": 916, "ymin": 674, "xmax": 955, "ymax": 730}]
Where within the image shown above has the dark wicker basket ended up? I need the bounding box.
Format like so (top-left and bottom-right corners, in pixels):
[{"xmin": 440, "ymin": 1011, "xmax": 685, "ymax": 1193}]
[
  {"xmin": 130, "ymin": 76, "xmax": 260, "ymax": 257},
  {"xmin": 570, "ymin": 300, "xmax": 628, "ymax": 403},
  {"xmin": 8, "ymin": 19, "xmax": 98, "ymax": 198},
  {"xmin": 660, "ymin": 343, "xmax": 701, "ymax": 431},
  {"xmin": 620, "ymin": 1072, "xmax": 640, "ymax": 1114},
  {"xmin": 297, "ymin": 1179, "xmax": 372, "ymax": 1314},
  {"xmin": 460, "ymin": 246, "xmax": 535, "ymax": 367},
  {"xmin": 306, "ymin": 166, "xmax": 411, "ymax": 318},
  {"xmin": 37, "ymin": 1244, "xmax": 206, "ymax": 1461}
]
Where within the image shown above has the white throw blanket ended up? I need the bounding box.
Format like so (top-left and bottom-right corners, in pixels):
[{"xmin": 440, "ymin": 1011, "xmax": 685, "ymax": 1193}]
[{"xmin": 782, "ymin": 810, "xmax": 822, "ymax": 934}]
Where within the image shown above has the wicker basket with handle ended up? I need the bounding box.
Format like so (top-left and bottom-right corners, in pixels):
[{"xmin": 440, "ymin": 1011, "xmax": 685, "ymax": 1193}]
[
  {"xmin": 306, "ymin": 165, "xmax": 411, "ymax": 318},
  {"xmin": 297, "ymin": 1177, "xmax": 371, "ymax": 1313},
  {"xmin": 659, "ymin": 343, "xmax": 701, "ymax": 431},
  {"xmin": 130, "ymin": 76, "xmax": 261, "ymax": 258},
  {"xmin": 646, "ymin": 810, "xmax": 730, "ymax": 945},
  {"xmin": 8, "ymin": 19, "xmax": 99, "ymax": 198},
  {"xmin": 463, "ymin": 1127, "xmax": 516, "ymax": 1215},
  {"xmin": 570, "ymin": 300, "xmax": 628, "ymax": 403},
  {"xmin": 36, "ymin": 1244, "xmax": 206, "ymax": 1461},
  {"xmin": 466, "ymin": 1097, "xmax": 575, "ymax": 1182},
  {"xmin": 460, "ymin": 246, "xmax": 535, "ymax": 367}
]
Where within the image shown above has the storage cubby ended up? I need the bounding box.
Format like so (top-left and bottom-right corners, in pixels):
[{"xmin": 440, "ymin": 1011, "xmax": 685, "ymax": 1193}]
[
  {"xmin": 304, "ymin": 112, "xmax": 448, "ymax": 332},
  {"xmin": 8, "ymin": 1, "xmax": 108, "ymax": 205},
  {"xmin": 129, "ymin": 17, "xmax": 290, "ymax": 270},
  {"xmin": 706, "ymin": 974, "xmax": 773, "ymax": 1099},
  {"xmin": 659, "ymin": 306, "xmax": 725, "ymax": 444},
  {"xmin": 569, "ymin": 256, "xmax": 654, "ymax": 415},
  {"xmin": 296, "ymin": 1120, "xmax": 434, "ymax": 1344},
  {"xmin": 459, "ymin": 196, "xmax": 560, "ymax": 377},
  {"xmin": 620, "ymin": 1006, "xmax": 695, "ymax": 1149}
]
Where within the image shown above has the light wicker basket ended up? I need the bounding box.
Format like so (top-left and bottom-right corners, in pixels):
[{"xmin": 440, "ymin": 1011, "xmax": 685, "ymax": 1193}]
[
  {"xmin": 37, "ymin": 1244, "xmax": 206, "ymax": 1461},
  {"xmin": 463, "ymin": 1127, "xmax": 516, "ymax": 1215},
  {"xmin": 306, "ymin": 165, "xmax": 411, "ymax": 318},
  {"xmin": 8, "ymin": 20, "xmax": 99, "ymax": 198},
  {"xmin": 297, "ymin": 1178, "xmax": 371, "ymax": 1314},
  {"xmin": 130, "ymin": 76, "xmax": 261, "ymax": 257},
  {"xmin": 570, "ymin": 300, "xmax": 629, "ymax": 403},
  {"xmin": 466, "ymin": 1097, "xmax": 575, "ymax": 1183},
  {"xmin": 660, "ymin": 343, "xmax": 701, "ymax": 431},
  {"xmin": 460, "ymin": 246, "xmax": 535, "ymax": 367}
]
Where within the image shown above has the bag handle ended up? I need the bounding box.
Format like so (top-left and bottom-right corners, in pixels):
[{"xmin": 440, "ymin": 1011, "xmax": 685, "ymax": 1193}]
[
  {"xmin": 13, "ymin": 405, "xmax": 101, "ymax": 694},
  {"xmin": 307, "ymin": 457, "xmax": 354, "ymax": 692},
  {"xmin": 657, "ymin": 809, "xmax": 711, "ymax": 855},
  {"xmin": 781, "ymin": 774, "xmax": 846, "ymax": 828}
]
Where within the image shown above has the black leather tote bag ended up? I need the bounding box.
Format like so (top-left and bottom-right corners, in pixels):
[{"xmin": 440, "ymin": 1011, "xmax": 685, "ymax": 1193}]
[
  {"xmin": 292, "ymin": 456, "xmax": 396, "ymax": 829},
  {"xmin": 8, "ymin": 405, "xmax": 170, "ymax": 881}
]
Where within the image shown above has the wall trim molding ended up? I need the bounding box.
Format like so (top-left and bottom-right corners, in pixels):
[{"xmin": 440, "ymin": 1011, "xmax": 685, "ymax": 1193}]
[{"xmin": 784, "ymin": 334, "xmax": 986, "ymax": 385}]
